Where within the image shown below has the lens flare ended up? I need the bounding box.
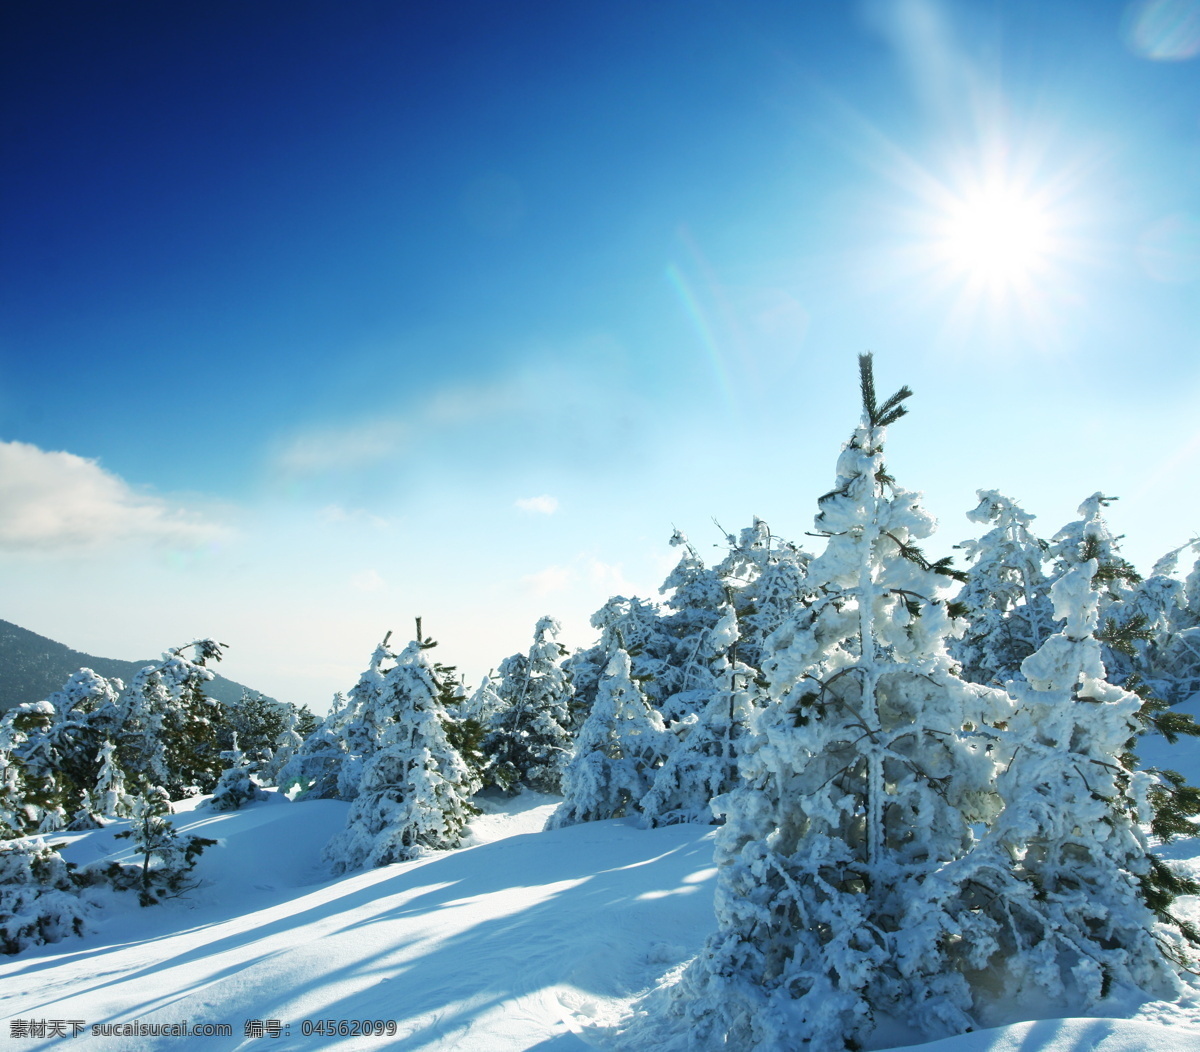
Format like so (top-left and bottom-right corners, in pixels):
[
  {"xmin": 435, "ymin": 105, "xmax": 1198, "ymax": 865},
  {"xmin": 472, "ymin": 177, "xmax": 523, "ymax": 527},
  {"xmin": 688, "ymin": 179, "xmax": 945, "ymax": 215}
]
[{"xmin": 1124, "ymin": 0, "xmax": 1200, "ymax": 61}]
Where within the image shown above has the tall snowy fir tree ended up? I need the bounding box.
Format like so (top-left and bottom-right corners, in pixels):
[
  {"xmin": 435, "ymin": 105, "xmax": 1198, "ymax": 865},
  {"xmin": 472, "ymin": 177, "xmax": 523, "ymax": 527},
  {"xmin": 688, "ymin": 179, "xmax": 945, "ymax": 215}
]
[
  {"xmin": 84, "ymin": 740, "xmax": 133, "ymax": 824},
  {"xmin": 335, "ymin": 633, "xmax": 402, "ymax": 801},
  {"xmin": 1158, "ymin": 541, "xmax": 1200, "ymax": 707},
  {"xmin": 950, "ymin": 490, "xmax": 1053, "ymax": 687},
  {"xmin": 655, "ymin": 530, "xmax": 731, "ymax": 725},
  {"xmin": 640, "ymin": 605, "xmax": 761, "ymax": 828},
  {"xmin": 961, "ymin": 555, "xmax": 1193, "ymax": 1006},
  {"xmin": 261, "ymin": 710, "xmax": 305, "ymax": 788},
  {"xmin": 276, "ymin": 692, "xmax": 355, "ymax": 800},
  {"xmin": 549, "ymin": 647, "xmax": 668, "ymax": 828},
  {"xmin": 111, "ymin": 641, "xmax": 226, "ymax": 799},
  {"xmin": 0, "ymin": 713, "xmax": 30, "ymax": 839},
  {"xmin": 1048, "ymin": 494, "xmax": 1144, "ymax": 679},
  {"xmin": 714, "ymin": 517, "xmax": 812, "ymax": 675},
  {"xmin": 322, "ymin": 630, "xmax": 479, "ymax": 875},
  {"xmin": 217, "ymin": 690, "xmax": 291, "ymax": 767},
  {"xmin": 41, "ymin": 669, "xmax": 124, "ymax": 830},
  {"xmin": 151, "ymin": 641, "xmax": 226, "ymax": 796},
  {"xmin": 276, "ymin": 638, "xmax": 397, "ymax": 801},
  {"xmin": 638, "ymin": 356, "xmax": 1012, "ymax": 1051},
  {"xmin": 567, "ymin": 596, "xmax": 676, "ymax": 726},
  {"xmin": 465, "ymin": 673, "xmax": 506, "ymax": 727},
  {"xmin": 434, "ymin": 660, "xmax": 486, "ymax": 789},
  {"xmin": 4, "ymin": 703, "xmax": 66, "ymax": 834},
  {"xmin": 1122, "ymin": 544, "xmax": 1195, "ymax": 704},
  {"xmin": 660, "ymin": 530, "xmax": 728, "ymax": 636},
  {"xmin": 1047, "ymin": 500, "xmax": 1200, "ymax": 852},
  {"xmin": 482, "ymin": 616, "xmax": 574, "ymax": 794},
  {"xmin": 112, "ymin": 666, "xmax": 171, "ymax": 795}
]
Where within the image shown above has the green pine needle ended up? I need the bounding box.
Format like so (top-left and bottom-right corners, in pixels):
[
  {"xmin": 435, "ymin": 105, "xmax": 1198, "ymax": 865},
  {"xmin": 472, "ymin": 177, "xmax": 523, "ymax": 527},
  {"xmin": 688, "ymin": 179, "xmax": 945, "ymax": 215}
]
[{"xmin": 858, "ymin": 353, "xmax": 913, "ymax": 429}]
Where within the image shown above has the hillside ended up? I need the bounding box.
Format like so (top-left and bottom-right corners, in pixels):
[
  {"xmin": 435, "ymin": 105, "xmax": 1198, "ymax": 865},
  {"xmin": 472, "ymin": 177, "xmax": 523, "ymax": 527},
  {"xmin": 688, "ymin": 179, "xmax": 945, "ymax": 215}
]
[
  {"xmin": 0, "ymin": 619, "xmax": 274, "ymax": 713},
  {"xmin": 2, "ymin": 791, "xmax": 1198, "ymax": 1050}
]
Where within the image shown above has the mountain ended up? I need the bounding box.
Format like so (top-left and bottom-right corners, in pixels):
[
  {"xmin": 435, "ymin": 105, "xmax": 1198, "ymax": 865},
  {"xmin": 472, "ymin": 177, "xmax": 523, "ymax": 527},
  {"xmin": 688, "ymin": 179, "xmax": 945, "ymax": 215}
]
[{"xmin": 0, "ymin": 618, "xmax": 275, "ymax": 712}]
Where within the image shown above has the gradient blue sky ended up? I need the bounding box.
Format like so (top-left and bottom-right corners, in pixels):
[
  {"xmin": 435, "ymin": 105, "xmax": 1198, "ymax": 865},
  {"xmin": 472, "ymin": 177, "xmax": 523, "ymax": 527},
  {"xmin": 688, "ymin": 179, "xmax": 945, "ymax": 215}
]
[{"xmin": 2, "ymin": 0, "xmax": 1198, "ymax": 710}]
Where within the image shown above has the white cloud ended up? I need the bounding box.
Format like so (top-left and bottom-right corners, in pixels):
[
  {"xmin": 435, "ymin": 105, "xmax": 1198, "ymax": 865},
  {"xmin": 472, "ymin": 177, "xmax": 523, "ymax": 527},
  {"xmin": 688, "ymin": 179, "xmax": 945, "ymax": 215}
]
[
  {"xmin": 351, "ymin": 569, "xmax": 387, "ymax": 592},
  {"xmin": 319, "ymin": 504, "xmax": 392, "ymax": 528},
  {"xmin": 271, "ymin": 373, "xmax": 531, "ymax": 478},
  {"xmin": 269, "ymin": 344, "xmax": 631, "ymax": 482},
  {"xmin": 521, "ymin": 564, "xmax": 573, "ymax": 596},
  {"xmin": 0, "ymin": 440, "xmax": 225, "ymax": 553},
  {"xmin": 515, "ymin": 495, "xmax": 559, "ymax": 515},
  {"xmin": 586, "ymin": 557, "xmax": 641, "ymax": 597},
  {"xmin": 275, "ymin": 419, "xmax": 409, "ymax": 475},
  {"xmin": 519, "ymin": 555, "xmax": 645, "ymax": 601}
]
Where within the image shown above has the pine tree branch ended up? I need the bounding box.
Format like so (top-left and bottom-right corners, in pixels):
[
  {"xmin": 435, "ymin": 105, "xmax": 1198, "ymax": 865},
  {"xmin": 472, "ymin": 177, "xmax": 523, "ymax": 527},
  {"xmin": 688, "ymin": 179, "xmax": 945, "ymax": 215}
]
[
  {"xmin": 858, "ymin": 353, "xmax": 913, "ymax": 429},
  {"xmin": 859, "ymin": 353, "xmax": 878, "ymax": 423}
]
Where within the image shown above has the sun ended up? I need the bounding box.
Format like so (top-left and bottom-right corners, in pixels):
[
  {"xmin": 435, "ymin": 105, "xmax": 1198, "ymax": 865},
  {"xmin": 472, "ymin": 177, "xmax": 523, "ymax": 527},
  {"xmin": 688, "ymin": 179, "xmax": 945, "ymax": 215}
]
[{"xmin": 936, "ymin": 184, "xmax": 1054, "ymax": 288}]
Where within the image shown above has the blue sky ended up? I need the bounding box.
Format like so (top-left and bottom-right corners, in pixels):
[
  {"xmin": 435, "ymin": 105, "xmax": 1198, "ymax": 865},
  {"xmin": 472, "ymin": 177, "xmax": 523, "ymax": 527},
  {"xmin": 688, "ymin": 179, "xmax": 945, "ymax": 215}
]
[{"xmin": 2, "ymin": 0, "xmax": 1198, "ymax": 710}]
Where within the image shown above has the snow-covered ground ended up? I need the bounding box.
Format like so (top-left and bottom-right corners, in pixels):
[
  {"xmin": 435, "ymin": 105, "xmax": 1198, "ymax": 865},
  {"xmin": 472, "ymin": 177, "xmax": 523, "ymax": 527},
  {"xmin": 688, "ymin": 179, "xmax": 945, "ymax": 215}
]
[{"xmin": 3, "ymin": 789, "xmax": 1200, "ymax": 1051}]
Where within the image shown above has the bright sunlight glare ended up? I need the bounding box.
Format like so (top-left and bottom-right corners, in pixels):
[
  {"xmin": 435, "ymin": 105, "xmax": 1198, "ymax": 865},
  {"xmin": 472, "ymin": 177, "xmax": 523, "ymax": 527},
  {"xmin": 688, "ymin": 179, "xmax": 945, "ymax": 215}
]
[{"xmin": 938, "ymin": 186, "xmax": 1054, "ymax": 286}]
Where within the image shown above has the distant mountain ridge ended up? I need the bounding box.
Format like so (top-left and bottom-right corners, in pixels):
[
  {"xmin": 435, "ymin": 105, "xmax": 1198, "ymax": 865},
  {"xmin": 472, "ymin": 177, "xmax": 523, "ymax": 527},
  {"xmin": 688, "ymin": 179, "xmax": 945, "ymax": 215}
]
[{"xmin": 0, "ymin": 619, "xmax": 274, "ymax": 713}]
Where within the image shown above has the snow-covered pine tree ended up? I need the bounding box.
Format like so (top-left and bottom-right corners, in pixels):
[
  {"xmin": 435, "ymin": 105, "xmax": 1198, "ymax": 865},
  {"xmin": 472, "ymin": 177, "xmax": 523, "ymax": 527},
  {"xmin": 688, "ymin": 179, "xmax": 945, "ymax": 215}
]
[
  {"xmin": 276, "ymin": 691, "xmax": 354, "ymax": 800},
  {"xmin": 482, "ymin": 616, "xmax": 574, "ymax": 794},
  {"xmin": 950, "ymin": 490, "xmax": 1053, "ymax": 687},
  {"xmin": 1050, "ymin": 495, "xmax": 1143, "ymax": 673},
  {"xmin": 113, "ymin": 788, "xmax": 216, "ymax": 906},
  {"xmin": 0, "ymin": 839, "xmax": 91, "ymax": 955},
  {"xmin": 640, "ymin": 605, "xmax": 760, "ymax": 827},
  {"xmin": 652, "ymin": 355, "xmax": 1009, "ymax": 1050},
  {"xmin": 322, "ymin": 627, "xmax": 479, "ymax": 874},
  {"xmin": 465, "ymin": 672, "xmax": 505, "ymax": 726},
  {"xmin": 218, "ymin": 690, "xmax": 290, "ymax": 768},
  {"xmin": 277, "ymin": 639, "xmax": 397, "ymax": 801},
  {"xmin": 0, "ymin": 721, "xmax": 25, "ymax": 839},
  {"xmin": 1048, "ymin": 509, "xmax": 1200, "ymax": 879},
  {"xmin": 41, "ymin": 669, "xmax": 125, "ymax": 830},
  {"xmin": 567, "ymin": 596, "xmax": 674, "ymax": 730},
  {"xmin": 713, "ymin": 517, "xmax": 812, "ymax": 675},
  {"xmin": 294, "ymin": 705, "xmax": 320, "ymax": 738},
  {"xmin": 1051, "ymin": 493, "xmax": 1139, "ymax": 585},
  {"xmin": 0, "ymin": 669, "xmax": 132, "ymax": 836},
  {"xmin": 963, "ymin": 555, "xmax": 1193, "ymax": 1007},
  {"xmin": 433, "ymin": 659, "xmax": 486, "ymax": 791},
  {"xmin": 115, "ymin": 641, "xmax": 226, "ymax": 798},
  {"xmin": 661, "ymin": 530, "xmax": 728, "ymax": 638},
  {"xmin": 562, "ymin": 648, "xmax": 604, "ymax": 735},
  {"xmin": 1108, "ymin": 541, "xmax": 1200, "ymax": 722},
  {"xmin": 113, "ymin": 665, "xmax": 171, "ymax": 794},
  {"xmin": 334, "ymin": 633, "xmax": 399, "ymax": 800},
  {"xmin": 1182, "ymin": 541, "xmax": 1200, "ymax": 624},
  {"xmin": 76, "ymin": 739, "xmax": 134, "ymax": 827},
  {"xmin": 261, "ymin": 710, "xmax": 305, "ymax": 788},
  {"xmin": 656, "ymin": 531, "xmax": 730, "ymax": 726},
  {"xmin": 548, "ymin": 647, "xmax": 668, "ymax": 828},
  {"xmin": 153, "ymin": 640, "xmax": 226, "ymax": 796},
  {"xmin": 208, "ymin": 736, "xmax": 267, "ymax": 812},
  {"xmin": 1158, "ymin": 541, "xmax": 1200, "ymax": 710},
  {"xmin": 4, "ymin": 702, "xmax": 67, "ymax": 834},
  {"xmin": 1094, "ymin": 548, "xmax": 1200, "ymax": 943}
]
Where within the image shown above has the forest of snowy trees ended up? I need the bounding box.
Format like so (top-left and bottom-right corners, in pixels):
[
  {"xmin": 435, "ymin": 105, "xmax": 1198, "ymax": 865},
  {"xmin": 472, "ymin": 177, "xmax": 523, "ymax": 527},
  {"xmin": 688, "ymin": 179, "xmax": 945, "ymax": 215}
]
[{"xmin": 3, "ymin": 356, "xmax": 1199, "ymax": 1048}]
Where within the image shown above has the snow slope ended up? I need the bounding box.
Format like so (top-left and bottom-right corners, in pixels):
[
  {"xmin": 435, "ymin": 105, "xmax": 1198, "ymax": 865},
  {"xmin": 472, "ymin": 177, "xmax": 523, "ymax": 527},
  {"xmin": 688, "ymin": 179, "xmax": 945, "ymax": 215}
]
[{"xmin": 2, "ymin": 790, "xmax": 1199, "ymax": 1051}]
